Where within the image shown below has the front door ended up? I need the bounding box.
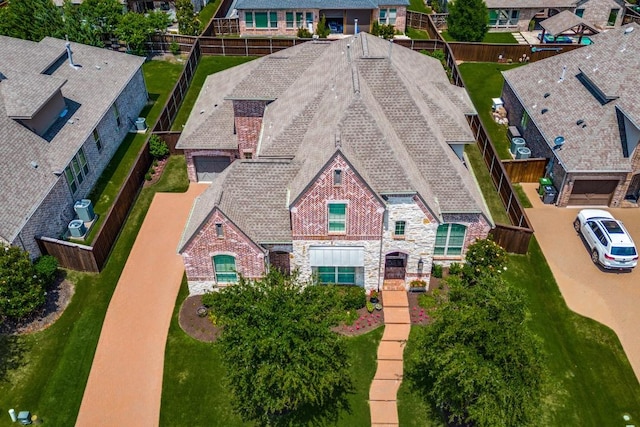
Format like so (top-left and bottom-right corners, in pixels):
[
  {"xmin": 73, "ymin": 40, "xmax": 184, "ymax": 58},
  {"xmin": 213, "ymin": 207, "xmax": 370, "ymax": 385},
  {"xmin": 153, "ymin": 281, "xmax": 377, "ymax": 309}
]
[{"xmin": 384, "ymin": 252, "xmax": 407, "ymax": 280}]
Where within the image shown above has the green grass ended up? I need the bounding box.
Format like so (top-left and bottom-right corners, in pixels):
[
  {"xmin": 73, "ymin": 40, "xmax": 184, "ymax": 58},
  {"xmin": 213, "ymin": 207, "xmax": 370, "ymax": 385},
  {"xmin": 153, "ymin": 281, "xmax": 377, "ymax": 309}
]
[
  {"xmin": 458, "ymin": 62, "xmax": 524, "ymax": 159},
  {"xmin": 398, "ymin": 239, "xmax": 640, "ymax": 425},
  {"xmin": 406, "ymin": 27, "xmax": 430, "ymax": 39},
  {"xmin": 407, "ymin": 0, "xmax": 431, "ymax": 14},
  {"xmin": 513, "ymin": 183, "xmax": 533, "ymax": 208},
  {"xmin": 0, "ymin": 155, "xmax": 190, "ymax": 426},
  {"xmin": 441, "ymin": 31, "xmax": 518, "ymax": 44},
  {"xmin": 161, "ymin": 282, "xmax": 383, "ymax": 426},
  {"xmin": 197, "ymin": 0, "xmax": 221, "ymax": 32},
  {"xmin": 85, "ymin": 60, "xmax": 184, "ymax": 242},
  {"xmin": 465, "ymin": 144, "xmax": 510, "ymax": 223},
  {"xmin": 171, "ymin": 56, "xmax": 257, "ymax": 131}
]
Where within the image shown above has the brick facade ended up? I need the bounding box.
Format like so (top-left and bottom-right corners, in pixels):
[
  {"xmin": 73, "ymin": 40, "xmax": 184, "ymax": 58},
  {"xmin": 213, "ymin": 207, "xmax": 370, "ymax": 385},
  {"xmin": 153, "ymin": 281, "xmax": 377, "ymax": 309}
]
[
  {"xmin": 291, "ymin": 154, "xmax": 385, "ymax": 239},
  {"xmin": 374, "ymin": 5, "xmax": 407, "ymax": 32},
  {"xmin": 233, "ymin": 100, "xmax": 266, "ymax": 159},
  {"xmin": 13, "ymin": 69, "xmax": 148, "ymax": 258},
  {"xmin": 184, "ymin": 149, "xmax": 237, "ymax": 182},
  {"xmin": 181, "ymin": 209, "xmax": 266, "ymax": 294}
]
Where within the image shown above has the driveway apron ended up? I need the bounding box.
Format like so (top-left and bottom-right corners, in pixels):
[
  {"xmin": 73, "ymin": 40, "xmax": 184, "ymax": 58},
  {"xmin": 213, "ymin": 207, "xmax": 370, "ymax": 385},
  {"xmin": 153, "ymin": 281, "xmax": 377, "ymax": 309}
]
[
  {"xmin": 522, "ymin": 183, "xmax": 640, "ymax": 382},
  {"xmin": 76, "ymin": 183, "xmax": 206, "ymax": 427}
]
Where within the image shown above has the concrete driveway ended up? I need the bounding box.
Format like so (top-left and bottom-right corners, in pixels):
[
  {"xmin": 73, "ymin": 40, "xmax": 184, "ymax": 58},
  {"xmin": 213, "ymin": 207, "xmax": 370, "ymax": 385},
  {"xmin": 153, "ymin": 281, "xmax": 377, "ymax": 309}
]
[{"xmin": 522, "ymin": 183, "xmax": 640, "ymax": 381}]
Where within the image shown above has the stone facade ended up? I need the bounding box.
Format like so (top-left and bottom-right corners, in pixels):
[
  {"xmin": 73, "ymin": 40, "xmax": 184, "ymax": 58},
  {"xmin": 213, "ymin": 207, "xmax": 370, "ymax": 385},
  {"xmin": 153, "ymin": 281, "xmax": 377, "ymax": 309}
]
[
  {"xmin": 184, "ymin": 149, "xmax": 238, "ymax": 182},
  {"xmin": 181, "ymin": 208, "xmax": 266, "ymax": 294},
  {"xmin": 13, "ymin": 69, "xmax": 148, "ymax": 258}
]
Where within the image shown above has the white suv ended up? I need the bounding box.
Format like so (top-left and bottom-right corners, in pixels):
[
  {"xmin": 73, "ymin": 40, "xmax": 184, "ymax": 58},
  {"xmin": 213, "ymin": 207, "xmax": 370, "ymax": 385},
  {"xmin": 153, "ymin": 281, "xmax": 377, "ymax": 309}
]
[{"xmin": 574, "ymin": 209, "xmax": 638, "ymax": 270}]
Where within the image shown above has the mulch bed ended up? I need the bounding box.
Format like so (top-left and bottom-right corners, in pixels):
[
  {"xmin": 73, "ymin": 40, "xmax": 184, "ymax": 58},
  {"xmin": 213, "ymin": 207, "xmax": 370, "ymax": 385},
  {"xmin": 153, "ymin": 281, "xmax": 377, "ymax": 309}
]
[
  {"xmin": 0, "ymin": 274, "xmax": 75, "ymax": 335},
  {"xmin": 143, "ymin": 158, "xmax": 168, "ymax": 187},
  {"xmin": 408, "ymin": 291, "xmax": 432, "ymax": 326},
  {"xmin": 179, "ymin": 294, "xmax": 222, "ymax": 343}
]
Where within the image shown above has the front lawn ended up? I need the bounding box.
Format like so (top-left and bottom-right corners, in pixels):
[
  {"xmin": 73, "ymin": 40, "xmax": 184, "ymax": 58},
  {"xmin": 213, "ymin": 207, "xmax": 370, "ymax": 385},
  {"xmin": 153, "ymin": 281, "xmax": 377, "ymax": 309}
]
[
  {"xmin": 171, "ymin": 56, "xmax": 257, "ymax": 131},
  {"xmin": 86, "ymin": 60, "xmax": 184, "ymax": 242},
  {"xmin": 0, "ymin": 155, "xmax": 190, "ymax": 426},
  {"xmin": 407, "ymin": 0, "xmax": 431, "ymax": 14},
  {"xmin": 458, "ymin": 62, "xmax": 524, "ymax": 159},
  {"xmin": 441, "ymin": 31, "xmax": 518, "ymax": 44},
  {"xmin": 160, "ymin": 278, "xmax": 383, "ymax": 426},
  {"xmin": 397, "ymin": 239, "xmax": 640, "ymax": 425}
]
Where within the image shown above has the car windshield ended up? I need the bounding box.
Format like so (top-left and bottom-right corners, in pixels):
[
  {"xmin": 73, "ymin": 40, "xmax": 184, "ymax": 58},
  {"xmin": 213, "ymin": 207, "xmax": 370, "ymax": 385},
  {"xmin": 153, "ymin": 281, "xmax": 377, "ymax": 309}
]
[
  {"xmin": 611, "ymin": 246, "xmax": 637, "ymax": 256},
  {"xmin": 601, "ymin": 220, "xmax": 624, "ymax": 234}
]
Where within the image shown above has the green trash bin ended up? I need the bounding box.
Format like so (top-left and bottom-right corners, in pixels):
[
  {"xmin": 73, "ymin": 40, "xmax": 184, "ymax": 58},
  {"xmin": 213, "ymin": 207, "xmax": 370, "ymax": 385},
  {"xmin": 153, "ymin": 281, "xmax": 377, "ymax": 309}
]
[{"xmin": 538, "ymin": 177, "xmax": 552, "ymax": 195}]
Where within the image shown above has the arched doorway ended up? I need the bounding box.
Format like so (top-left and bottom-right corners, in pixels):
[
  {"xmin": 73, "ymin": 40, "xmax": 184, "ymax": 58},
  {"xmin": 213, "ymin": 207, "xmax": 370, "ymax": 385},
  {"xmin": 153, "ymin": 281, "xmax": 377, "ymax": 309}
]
[{"xmin": 384, "ymin": 252, "xmax": 407, "ymax": 280}]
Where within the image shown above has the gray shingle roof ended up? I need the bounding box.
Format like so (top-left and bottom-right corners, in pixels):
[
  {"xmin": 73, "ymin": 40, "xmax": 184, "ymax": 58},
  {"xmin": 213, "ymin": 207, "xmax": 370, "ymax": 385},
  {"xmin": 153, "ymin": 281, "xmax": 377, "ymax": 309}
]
[
  {"xmin": 540, "ymin": 10, "xmax": 599, "ymax": 36},
  {"xmin": 179, "ymin": 33, "xmax": 489, "ymax": 250},
  {"xmin": 1, "ymin": 72, "xmax": 67, "ymax": 119},
  {"xmin": 0, "ymin": 36, "xmax": 144, "ymax": 242},
  {"xmin": 502, "ymin": 23, "xmax": 640, "ymax": 172},
  {"xmin": 235, "ymin": 0, "xmax": 408, "ymax": 10}
]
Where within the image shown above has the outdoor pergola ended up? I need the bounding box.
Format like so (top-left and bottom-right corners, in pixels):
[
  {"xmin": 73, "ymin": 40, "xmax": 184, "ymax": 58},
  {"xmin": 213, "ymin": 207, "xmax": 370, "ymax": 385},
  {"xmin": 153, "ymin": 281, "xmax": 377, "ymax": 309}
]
[{"xmin": 539, "ymin": 10, "xmax": 600, "ymax": 44}]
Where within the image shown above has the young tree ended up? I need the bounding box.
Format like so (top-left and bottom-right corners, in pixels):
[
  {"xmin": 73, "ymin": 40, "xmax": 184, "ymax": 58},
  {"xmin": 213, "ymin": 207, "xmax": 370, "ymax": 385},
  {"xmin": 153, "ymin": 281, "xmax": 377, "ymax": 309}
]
[
  {"xmin": 78, "ymin": 0, "xmax": 123, "ymax": 41},
  {"xmin": 210, "ymin": 270, "xmax": 352, "ymax": 425},
  {"xmin": 406, "ymin": 242, "xmax": 547, "ymax": 426},
  {"xmin": 0, "ymin": 246, "xmax": 47, "ymax": 321},
  {"xmin": 316, "ymin": 14, "xmax": 330, "ymax": 38},
  {"xmin": 147, "ymin": 10, "xmax": 172, "ymax": 34},
  {"xmin": 116, "ymin": 12, "xmax": 153, "ymax": 55},
  {"xmin": 175, "ymin": 0, "xmax": 199, "ymax": 36},
  {"xmin": 62, "ymin": 0, "xmax": 104, "ymax": 47},
  {"xmin": 446, "ymin": 0, "xmax": 489, "ymax": 42},
  {"xmin": 0, "ymin": 0, "xmax": 64, "ymax": 41}
]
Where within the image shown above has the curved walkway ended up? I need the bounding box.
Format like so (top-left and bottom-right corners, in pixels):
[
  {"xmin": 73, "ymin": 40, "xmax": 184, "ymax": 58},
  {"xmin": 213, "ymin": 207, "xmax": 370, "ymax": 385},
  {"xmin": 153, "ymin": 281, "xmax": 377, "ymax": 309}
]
[
  {"xmin": 522, "ymin": 183, "xmax": 640, "ymax": 381},
  {"xmin": 369, "ymin": 284, "xmax": 411, "ymax": 426},
  {"xmin": 76, "ymin": 183, "xmax": 206, "ymax": 427}
]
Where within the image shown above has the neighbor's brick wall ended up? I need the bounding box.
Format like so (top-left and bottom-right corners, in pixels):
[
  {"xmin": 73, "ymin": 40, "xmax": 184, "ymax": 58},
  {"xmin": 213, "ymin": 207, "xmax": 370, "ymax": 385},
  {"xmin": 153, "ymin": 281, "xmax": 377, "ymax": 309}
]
[
  {"xmin": 239, "ymin": 10, "xmax": 319, "ymax": 36},
  {"xmin": 374, "ymin": 6, "xmax": 407, "ymax": 32},
  {"xmin": 13, "ymin": 178, "xmax": 75, "ymax": 258},
  {"xmin": 291, "ymin": 155, "xmax": 384, "ymax": 239},
  {"xmin": 233, "ymin": 100, "xmax": 266, "ymax": 159},
  {"xmin": 184, "ymin": 149, "xmax": 237, "ymax": 182},
  {"xmin": 556, "ymin": 172, "xmax": 628, "ymax": 207},
  {"xmin": 181, "ymin": 209, "xmax": 265, "ymax": 294},
  {"xmin": 578, "ymin": 0, "xmax": 624, "ymax": 28}
]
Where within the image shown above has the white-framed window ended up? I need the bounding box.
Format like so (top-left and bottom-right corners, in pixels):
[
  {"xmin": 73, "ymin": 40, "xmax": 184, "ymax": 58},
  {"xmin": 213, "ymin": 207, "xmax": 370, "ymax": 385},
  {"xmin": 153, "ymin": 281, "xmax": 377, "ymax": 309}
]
[
  {"xmin": 245, "ymin": 10, "xmax": 278, "ymax": 28},
  {"xmin": 607, "ymin": 8, "xmax": 619, "ymax": 26},
  {"xmin": 314, "ymin": 266, "xmax": 358, "ymax": 285},
  {"xmin": 64, "ymin": 147, "xmax": 89, "ymax": 194},
  {"xmin": 435, "ymin": 223, "xmax": 466, "ymax": 256},
  {"xmin": 520, "ymin": 110, "xmax": 530, "ymax": 130},
  {"xmin": 93, "ymin": 128, "xmax": 102, "ymax": 152},
  {"xmin": 113, "ymin": 103, "xmax": 121, "ymax": 128},
  {"xmin": 394, "ymin": 220, "xmax": 406, "ymax": 236},
  {"xmin": 286, "ymin": 11, "xmax": 313, "ymax": 28},
  {"xmin": 489, "ymin": 9, "xmax": 519, "ymax": 27},
  {"xmin": 379, "ymin": 8, "xmax": 397, "ymax": 25},
  {"xmin": 328, "ymin": 203, "xmax": 346, "ymax": 233},
  {"xmin": 213, "ymin": 254, "xmax": 238, "ymax": 283}
]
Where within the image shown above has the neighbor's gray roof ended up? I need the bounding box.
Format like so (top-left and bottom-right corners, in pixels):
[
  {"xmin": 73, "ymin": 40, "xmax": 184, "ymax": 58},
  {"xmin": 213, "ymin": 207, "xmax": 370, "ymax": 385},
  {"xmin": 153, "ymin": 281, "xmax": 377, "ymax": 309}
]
[
  {"xmin": 235, "ymin": 0, "xmax": 408, "ymax": 9},
  {"xmin": 485, "ymin": 0, "xmax": 576, "ymax": 9},
  {"xmin": 540, "ymin": 10, "xmax": 599, "ymax": 36},
  {"xmin": 179, "ymin": 34, "xmax": 489, "ymax": 250},
  {"xmin": 502, "ymin": 23, "xmax": 640, "ymax": 173},
  {"xmin": 0, "ymin": 36, "xmax": 144, "ymax": 243}
]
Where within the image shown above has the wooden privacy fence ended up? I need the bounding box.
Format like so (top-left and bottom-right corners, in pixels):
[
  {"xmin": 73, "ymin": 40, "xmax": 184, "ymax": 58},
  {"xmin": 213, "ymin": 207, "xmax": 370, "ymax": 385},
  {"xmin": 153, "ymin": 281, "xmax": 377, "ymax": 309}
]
[
  {"xmin": 154, "ymin": 131, "xmax": 183, "ymax": 154},
  {"xmin": 503, "ymin": 158, "xmax": 547, "ymax": 183}
]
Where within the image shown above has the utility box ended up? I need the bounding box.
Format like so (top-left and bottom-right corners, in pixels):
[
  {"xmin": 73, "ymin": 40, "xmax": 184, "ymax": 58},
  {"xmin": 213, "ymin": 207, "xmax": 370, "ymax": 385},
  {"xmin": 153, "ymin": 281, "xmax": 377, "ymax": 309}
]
[
  {"xmin": 74, "ymin": 199, "xmax": 95, "ymax": 222},
  {"xmin": 135, "ymin": 117, "xmax": 147, "ymax": 131},
  {"xmin": 516, "ymin": 146, "xmax": 531, "ymax": 159},
  {"xmin": 507, "ymin": 125, "xmax": 521, "ymax": 140},
  {"xmin": 538, "ymin": 177, "xmax": 552, "ymax": 195},
  {"xmin": 17, "ymin": 411, "xmax": 31, "ymax": 425},
  {"xmin": 68, "ymin": 219, "xmax": 87, "ymax": 238},
  {"xmin": 542, "ymin": 185, "xmax": 557, "ymax": 204}
]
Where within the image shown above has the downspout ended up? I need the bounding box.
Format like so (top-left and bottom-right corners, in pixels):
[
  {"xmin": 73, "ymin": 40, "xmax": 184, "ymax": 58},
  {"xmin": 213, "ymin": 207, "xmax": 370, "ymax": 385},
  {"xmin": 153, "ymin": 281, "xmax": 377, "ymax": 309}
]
[{"xmin": 377, "ymin": 206, "xmax": 386, "ymax": 292}]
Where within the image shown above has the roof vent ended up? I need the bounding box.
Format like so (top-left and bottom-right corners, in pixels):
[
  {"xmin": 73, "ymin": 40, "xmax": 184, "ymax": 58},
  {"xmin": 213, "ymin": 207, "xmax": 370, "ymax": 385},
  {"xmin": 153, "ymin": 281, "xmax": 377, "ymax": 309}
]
[
  {"xmin": 543, "ymin": 92, "xmax": 550, "ymax": 98},
  {"xmin": 30, "ymin": 161, "xmax": 38, "ymax": 169},
  {"xmin": 625, "ymin": 26, "xmax": 634, "ymax": 34},
  {"xmin": 553, "ymin": 136, "xmax": 565, "ymax": 150},
  {"xmin": 541, "ymin": 108, "xmax": 548, "ymax": 114},
  {"xmin": 576, "ymin": 119, "xmax": 584, "ymax": 126}
]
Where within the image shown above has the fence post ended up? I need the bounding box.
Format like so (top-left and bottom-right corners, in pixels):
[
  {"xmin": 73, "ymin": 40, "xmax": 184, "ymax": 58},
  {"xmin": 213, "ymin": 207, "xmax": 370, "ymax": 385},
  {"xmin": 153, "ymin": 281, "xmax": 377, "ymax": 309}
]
[
  {"xmin": 245, "ymin": 38, "xmax": 249, "ymax": 56},
  {"xmin": 222, "ymin": 37, "xmax": 225, "ymax": 56}
]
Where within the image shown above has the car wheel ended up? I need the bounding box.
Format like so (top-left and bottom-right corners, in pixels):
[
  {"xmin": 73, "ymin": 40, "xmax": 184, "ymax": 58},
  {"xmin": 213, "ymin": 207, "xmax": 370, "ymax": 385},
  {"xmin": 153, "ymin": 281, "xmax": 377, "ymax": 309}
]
[
  {"xmin": 591, "ymin": 249, "xmax": 600, "ymax": 265},
  {"xmin": 574, "ymin": 219, "xmax": 581, "ymax": 232}
]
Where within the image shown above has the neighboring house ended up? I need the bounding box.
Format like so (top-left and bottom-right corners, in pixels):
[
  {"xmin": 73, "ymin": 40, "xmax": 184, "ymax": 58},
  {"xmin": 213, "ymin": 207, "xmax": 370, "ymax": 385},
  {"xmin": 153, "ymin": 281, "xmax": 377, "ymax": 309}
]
[
  {"xmin": 0, "ymin": 36, "xmax": 147, "ymax": 257},
  {"xmin": 177, "ymin": 33, "xmax": 492, "ymax": 295},
  {"xmin": 501, "ymin": 23, "xmax": 640, "ymax": 207},
  {"xmin": 485, "ymin": 0, "xmax": 625, "ymax": 32},
  {"xmin": 234, "ymin": 0, "xmax": 409, "ymax": 36}
]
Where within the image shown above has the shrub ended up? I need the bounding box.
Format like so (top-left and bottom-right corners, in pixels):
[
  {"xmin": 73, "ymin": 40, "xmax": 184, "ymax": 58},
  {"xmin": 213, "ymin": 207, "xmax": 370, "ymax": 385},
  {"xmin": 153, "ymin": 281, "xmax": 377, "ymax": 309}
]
[
  {"xmin": 448, "ymin": 262, "xmax": 463, "ymax": 276},
  {"xmin": 366, "ymin": 301, "xmax": 374, "ymax": 313},
  {"xmin": 34, "ymin": 255, "xmax": 59, "ymax": 286},
  {"xmin": 371, "ymin": 20, "xmax": 394, "ymax": 39},
  {"xmin": 0, "ymin": 245, "xmax": 46, "ymax": 320},
  {"xmin": 316, "ymin": 14, "xmax": 330, "ymax": 38},
  {"xmin": 335, "ymin": 285, "xmax": 366, "ymax": 310},
  {"xmin": 145, "ymin": 172, "xmax": 152, "ymax": 181},
  {"xmin": 153, "ymin": 159, "xmax": 158, "ymax": 167},
  {"xmin": 169, "ymin": 40, "xmax": 180, "ymax": 55},
  {"xmin": 464, "ymin": 238, "xmax": 508, "ymax": 275},
  {"xmin": 201, "ymin": 291, "xmax": 217, "ymax": 307},
  {"xmin": 297, "ymin": 27, "xmax": 312, "ymax": 38},
  {"xmin": 149, "ymin": 135, "xmax": 170, "ymax": 159},
  {"xmin": 410, "ymin": 280, "xmax": 426, "ymax": 288},
  {"xmin": 432, "ymin": 263, "xmax": 443, "ymax": 278}
]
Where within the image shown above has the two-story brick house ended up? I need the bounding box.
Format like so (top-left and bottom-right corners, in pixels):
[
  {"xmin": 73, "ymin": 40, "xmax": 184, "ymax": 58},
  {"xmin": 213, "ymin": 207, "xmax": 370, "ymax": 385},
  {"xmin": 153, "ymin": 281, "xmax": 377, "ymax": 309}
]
[
  {"xmin": 234, "ymin": 0, "xmax": 408, "ymax": 36},
  {"xmin": 177, "ymin": 34, "xmax": 492, "ymax": 295},
  {"xmin": 0, "ymin": 36, "xmax": 148, "ymax": 257}
]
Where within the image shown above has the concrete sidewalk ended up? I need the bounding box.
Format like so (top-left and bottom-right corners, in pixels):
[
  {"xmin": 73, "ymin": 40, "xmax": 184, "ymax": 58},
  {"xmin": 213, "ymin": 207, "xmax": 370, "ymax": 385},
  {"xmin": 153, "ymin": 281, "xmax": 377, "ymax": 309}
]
[
  {"xmin": 76, "ymin": 184, "xmax": 206, "ymax": 426},
  {"xmin": 369, "ymin": 287, "xmax": 410, "ymax": 426}
]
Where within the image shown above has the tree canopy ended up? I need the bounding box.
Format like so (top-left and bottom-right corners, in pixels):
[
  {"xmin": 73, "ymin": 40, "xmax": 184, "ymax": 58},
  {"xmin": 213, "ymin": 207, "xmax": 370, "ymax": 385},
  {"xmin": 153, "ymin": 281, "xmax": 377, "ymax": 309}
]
[
  {"xmin": 406, "ymin": 239, "xmax": 547, "ymax": 426},
  {"xmin": 0, "ymin": 0, "xmax": 64, "ymax": 41},
  {"xmin": 446, "ymin": 0, "xmax": 489, "ymax": 42},
  {"xmin": 208, "ymin": 271, "xmax": 352, "ymax": 425},
  {"xmin": 176, "ymin": 0, "xmax": 200, "ymax": 36}
]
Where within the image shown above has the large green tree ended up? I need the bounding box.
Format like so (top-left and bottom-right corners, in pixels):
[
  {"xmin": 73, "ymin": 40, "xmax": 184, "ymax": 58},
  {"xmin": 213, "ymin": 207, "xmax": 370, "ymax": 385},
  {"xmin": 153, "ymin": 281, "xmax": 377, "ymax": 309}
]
[
  {"xmin": 0, "ymin": 246, "xmax": 48, "ymax": 321},
  {"xmin": 0, "ymin": 0, "xmax": 64, "ymax": 41},
  {"xmin": 209, "ymin": 271, "xmax": 352, "ymax": 425},
  {"xmin": 175, "ymin": 0, "xmax": 199, "ymax": 35},
  {"xmin": 116, "ymin": 11, "xmax": 154, "ymax": 55},
  {"xmin": 406, "ymin": 240, "xmax": 547, "ymax": 426},
  {"xmin": 446, "ymin": 0, "xmax": 488, "ymax": 42}
]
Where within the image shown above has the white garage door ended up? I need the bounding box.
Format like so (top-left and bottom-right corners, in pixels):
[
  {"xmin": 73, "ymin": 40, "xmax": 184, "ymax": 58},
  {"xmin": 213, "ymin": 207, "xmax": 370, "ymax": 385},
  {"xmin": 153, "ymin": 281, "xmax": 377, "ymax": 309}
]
[{"xmin": 194, "ymin": 156, "xmax": 230, "ymax": 182}]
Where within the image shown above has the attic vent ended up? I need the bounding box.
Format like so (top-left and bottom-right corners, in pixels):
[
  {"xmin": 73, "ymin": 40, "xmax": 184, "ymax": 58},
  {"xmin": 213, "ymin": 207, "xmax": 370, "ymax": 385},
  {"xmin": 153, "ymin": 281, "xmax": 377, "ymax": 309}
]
[{"xmin": 543, "ymin": 93, "xmax": 550, "ymax": 98}]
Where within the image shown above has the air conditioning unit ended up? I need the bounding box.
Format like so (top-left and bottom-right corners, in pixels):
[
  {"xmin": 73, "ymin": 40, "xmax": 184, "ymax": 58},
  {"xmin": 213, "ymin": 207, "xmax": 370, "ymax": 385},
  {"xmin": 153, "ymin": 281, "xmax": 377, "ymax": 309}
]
[
  {"xmin": 68, "ymin": 219, "xmax": 87, "ymax": 238},
  {"xmin": 74, "ymin": 199, "xmax": 95, "ymax": 222},
  {"xmin": 516, "ymin": 146, "xmax": 531, "ymax": 159},
  {"xmin": 510, "ymin": 137, "xmax": 526, "ymax": 155}
]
